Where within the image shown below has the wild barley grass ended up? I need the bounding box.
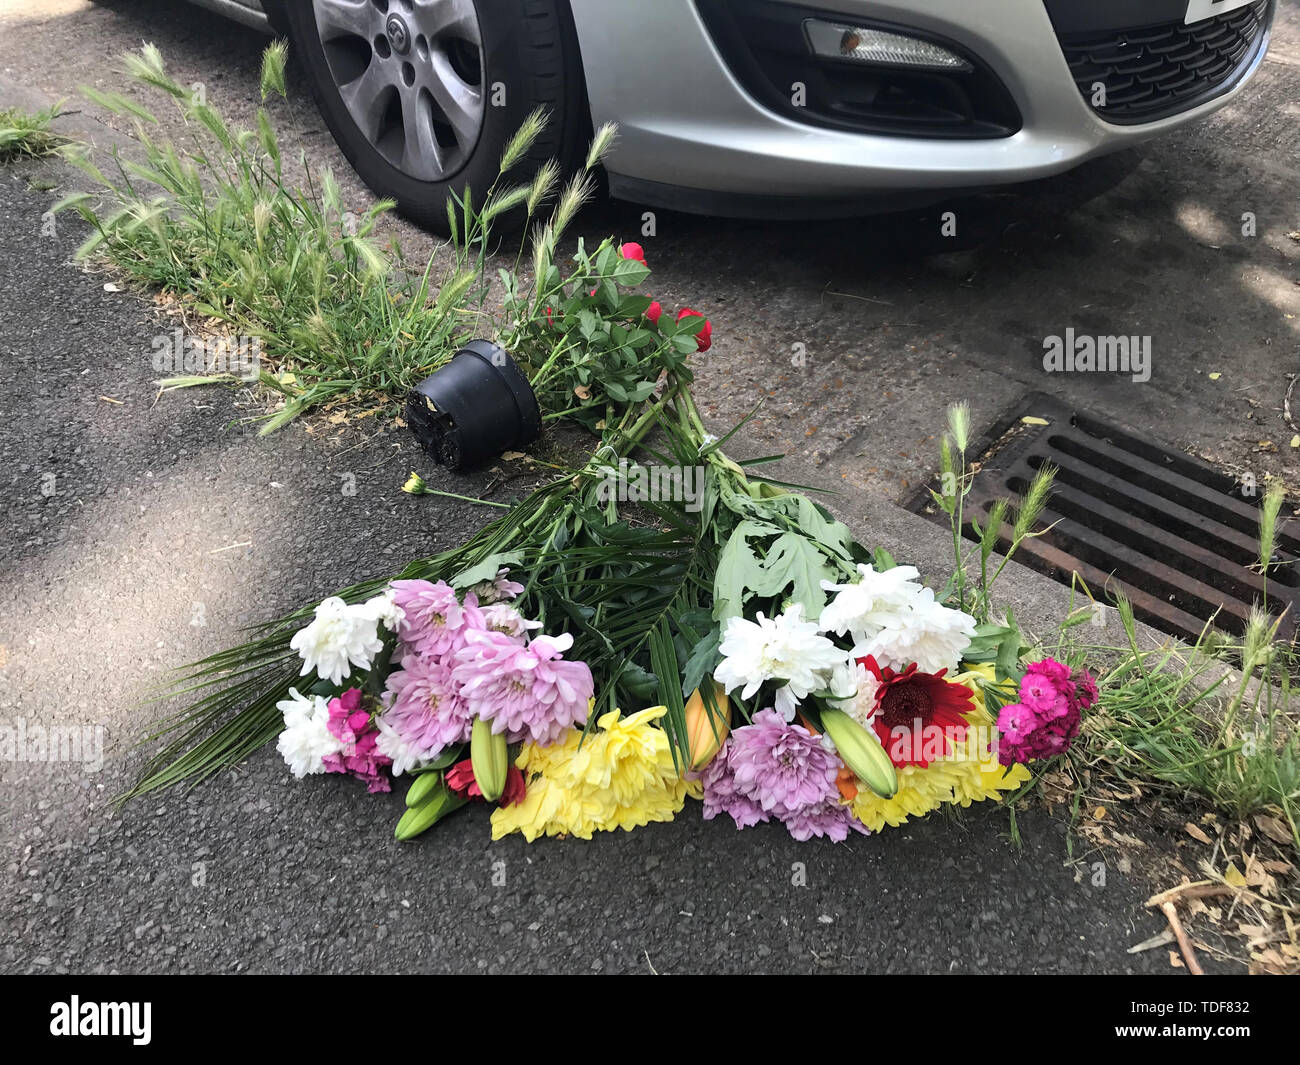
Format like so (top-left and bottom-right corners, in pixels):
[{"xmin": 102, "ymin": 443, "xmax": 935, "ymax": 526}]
[
  {"xmin": 933, "ymin": 403, "xmax": 1299, "ymax": 850},
  {"xmin": 0, "ymin": 102, "xmax": 65, "ymax": 161},
  {"xmin": 53, "ymin": 44, "xmax": 594, "ymax": 433},
  {"xmin": 1048, "ymin": 597, "xmax": 1300, "ymax": 853}
]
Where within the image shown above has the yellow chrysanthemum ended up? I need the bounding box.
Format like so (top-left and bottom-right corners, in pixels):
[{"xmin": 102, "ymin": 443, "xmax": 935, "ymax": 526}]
[
  {"xmin": 490, "ymin": 706, "xmax": 691, "ymax": 842},
  {"xmin": 848, "ymin": 663, "xmax": 1030, "ymax": 832}
]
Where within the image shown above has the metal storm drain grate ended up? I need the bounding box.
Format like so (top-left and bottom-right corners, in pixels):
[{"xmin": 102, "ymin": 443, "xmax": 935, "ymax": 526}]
[{"xmin": 913, "ymin": 393, "xmax": 1300, "ymax": 642}]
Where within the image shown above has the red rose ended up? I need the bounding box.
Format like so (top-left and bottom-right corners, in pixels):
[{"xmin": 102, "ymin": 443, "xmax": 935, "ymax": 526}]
[
  {"xmin": 619, "ymin": 241, "xmax": 646, "ymax": 265},
  {"xmin": 645, "ymin": 300, "xmax": 662, "ymax": 326},
  {"xmin": 676, "ymin": 307, "xmax": 712, "ymax": 352},
  {"xmin": 545, "ymin": 306, "xmax": 556, "ymax": 328}
]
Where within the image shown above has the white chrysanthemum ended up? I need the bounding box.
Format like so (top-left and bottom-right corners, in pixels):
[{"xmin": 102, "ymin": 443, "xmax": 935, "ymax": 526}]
[
  {"xmin": 826, "ymin": 657, "xmax": 859, "ymax": 702},
  {"xmin": 851, "ymin": 586, "xmax": 976, "ymax": 674},
  {"xmin": 289, "ymin": 596, "xmax": 385, "ymax": 686},
  {"xmin": 714, "ymin": 604, "xmax": 846, "ymax": 720},
  {"xmin": 274, "ymin": 687, "xmax": 342, "ymax": 778},
  {"xmin": 361, "ymin": 587, "xmax": 405, "ymax": 632},
  {"xmin": 374, "ymin": 717, "xmax": 428, "ymax": 777},
  {"xmin": 773, "ymin": 684, "xmax": 800, "ymax": 722},
  {"xmin": 827, "ymin": 660, "xmax": 880, "ymax": 730},
  {"xmin": 818, "ymin": 563, "xmax": 923, "ymax": 639}
]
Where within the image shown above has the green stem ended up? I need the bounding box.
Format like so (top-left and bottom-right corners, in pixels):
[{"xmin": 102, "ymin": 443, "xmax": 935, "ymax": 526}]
[
  {"xmin": 954, "ymin": 449, "xmax": 968, "ymax": 611},
  {"xmin": 411, "ymin": 487, "xmax": 511, "ymax": 509}
]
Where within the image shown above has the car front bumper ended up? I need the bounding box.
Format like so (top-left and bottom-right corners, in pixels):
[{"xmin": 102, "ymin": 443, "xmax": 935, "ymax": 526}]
[{"xmin": 568, "ymin": 0, "xmax": 1273, "ymax": 208}]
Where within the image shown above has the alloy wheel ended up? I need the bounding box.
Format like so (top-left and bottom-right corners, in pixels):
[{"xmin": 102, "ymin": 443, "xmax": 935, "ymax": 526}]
[{"xmin": 312, "ymin": 0, "xmax": 486, "ymax": 181}]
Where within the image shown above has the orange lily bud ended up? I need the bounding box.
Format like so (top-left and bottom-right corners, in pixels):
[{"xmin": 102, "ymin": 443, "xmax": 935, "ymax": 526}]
[{"xmin": 684, "ymin": 684, "xmax": 731, "ymax": 770}]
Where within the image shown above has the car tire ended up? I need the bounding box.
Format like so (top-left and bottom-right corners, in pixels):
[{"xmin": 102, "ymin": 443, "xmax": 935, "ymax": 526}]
[{"xmin": 283, "ymin": 0, "xmax": 588, "ymax": 233}]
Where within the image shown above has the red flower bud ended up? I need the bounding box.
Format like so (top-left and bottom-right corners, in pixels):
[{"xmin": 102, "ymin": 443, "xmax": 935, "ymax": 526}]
[
  {"xmin": 676, "ymin": 307, "xmax": 712, "ymax": 352},
  {"xmin": 445, "ymin": 758, "xmax": 478, "ymax": 797},
  {"xmin": 500, "ymin": 765, "xmax": 526, "ymax": 807},
  {"xmin": 619, "ymin": 242, "xmax": 646, "ymax": 265},
  {"xmin": 446, "ymin": 758, "xmax": 526, "ymax": 807},
  {"xmin": 645, "ymin": 300, "xmax": 662, "ymax": 326}
]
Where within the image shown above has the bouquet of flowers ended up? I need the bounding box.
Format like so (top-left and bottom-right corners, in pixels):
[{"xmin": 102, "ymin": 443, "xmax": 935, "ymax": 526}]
[{"xmin": 124, "ymin": 130, "xmax": 1094, "ymax": 845}]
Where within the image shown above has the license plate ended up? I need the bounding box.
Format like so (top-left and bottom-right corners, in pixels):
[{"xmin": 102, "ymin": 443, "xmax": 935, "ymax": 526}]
[{"xmin": 1184, "ymin": 0, "xmax": 1256, "ymax": 25}]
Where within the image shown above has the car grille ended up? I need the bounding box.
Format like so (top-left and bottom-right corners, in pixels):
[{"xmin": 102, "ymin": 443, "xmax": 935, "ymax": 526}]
[{"xmin": 1056, "ymin": 1, "xmax": 1271, "ymax": 123}]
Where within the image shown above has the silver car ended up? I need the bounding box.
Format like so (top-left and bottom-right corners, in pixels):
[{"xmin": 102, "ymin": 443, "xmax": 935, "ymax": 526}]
[{"xmin": 190, "ymin": 0, "xmax": 1275, "ymax": 226}]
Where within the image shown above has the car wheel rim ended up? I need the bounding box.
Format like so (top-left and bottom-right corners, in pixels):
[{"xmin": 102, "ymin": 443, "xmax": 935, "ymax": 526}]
[{"xmin": 312, "ymin": 0, "xmax": 485, "ymax": 182}]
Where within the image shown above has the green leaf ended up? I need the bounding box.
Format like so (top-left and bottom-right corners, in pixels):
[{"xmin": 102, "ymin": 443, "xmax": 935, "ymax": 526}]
[
  {"xmin": 712, "ymin": 520, "xmax": 779, "ymax": 621},
  {"xmin": 612, "ymin": 258, "xmax": 650, "ymax": 287},
  {"xmin": 681, "ymin": 627, "xmax": 722, "ymax": 699},
  {"xmin": 649, "ymin": 619, "xmax": 689, "ymax": 772},
  {"xmin": 617, "ymin": 295, "xmax": 653, "ymax": 320},
  {"xmin": 618, "ymin": 660, "xmax": 659, "ymax": 702},
  {"xmin": 450, "ymin": 551, "xmax": 523, "ymax": 589},
  {"xmin": 796, "ymin": 496, "xmax": 853, "ymax": 561},
  {"xmin": 421, "ymin": 744, "xmax": 465, "ymax": 772},
  {"xmin": 752, "ymin": 532, "xmax": 833, "ymax": 618}
]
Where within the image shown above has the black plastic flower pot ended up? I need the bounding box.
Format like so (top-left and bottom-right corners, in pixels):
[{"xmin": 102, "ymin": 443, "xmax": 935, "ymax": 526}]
[{"xmin": 405, "ymin": 340, "xmax": 541, "ymax": 471}]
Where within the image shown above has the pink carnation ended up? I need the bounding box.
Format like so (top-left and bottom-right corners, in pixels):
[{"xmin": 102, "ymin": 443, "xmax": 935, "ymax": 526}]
[
  {"xmin": 996, "ymin": 701, "xmax": 1037, "ymax": 762},
  {"xmin": 1026, "ymin": 657, "xmax": 1072, "ymax": 687},
  {"xmin": 322, "ymin": 688, "xmax": 391, "ymax": 793},
  {"xmin": 1072, "ymin": 667, "xmax": 1098, "ymax": 711},
  {"xmin": 996, "ymin": 659, "xmax": 1095, "ymax": 766},
  {"xmin": 452, "ymin": 630, "xmax": 591, "ymax": 746},
  {"xmin": 1019, "ymin": 672, "xmax": 1065, "ymax": 717}
]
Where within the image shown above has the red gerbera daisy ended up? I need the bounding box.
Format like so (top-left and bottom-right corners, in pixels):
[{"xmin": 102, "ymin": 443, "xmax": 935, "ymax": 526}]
[{"xmin": 859, "ymin": 656, "xmax": 974, "ymax": 768}]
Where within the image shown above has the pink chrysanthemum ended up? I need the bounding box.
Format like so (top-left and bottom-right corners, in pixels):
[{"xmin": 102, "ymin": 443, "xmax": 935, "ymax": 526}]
[
  {"xmin": 727, "ymin": 709, "xmax": 841, "ymax": 820},
  {"xmin": 382, "ymin": 651, "xmax": 475, "ymax": 758},
  {"xmin": 467, "ymin": 568, "xmax": 524, "ymax": 604},
  {"xmin": 390, "ymin": 579, "xmax": 474, "ymax": 660},
  {"xmin": 321, "ymin": 688, "xmax": 392, "ymax": 793},
  {"xmin": 784, "ymin": 798, "xmax": 869, "ymax": 842},
  {"xmin": 698, "ymin": 740, "xmax": 768, "ymax": 829},
  {"xmin": 452, "ymin": 629, "xmax": 592, "ymax": 746},
  {"xmin": 477, "ymin": 603, "xmax": 542, "ymax": 640}
]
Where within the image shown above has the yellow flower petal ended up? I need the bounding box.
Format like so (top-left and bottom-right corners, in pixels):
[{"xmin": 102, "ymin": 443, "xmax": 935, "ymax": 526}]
[
  {"xmin": 850, "ymin": 678, "xmax": 1030, "ymax": 831},
  {"xmin": 490, "ymin": 706, "xmax": 689, "ymax": 842}
]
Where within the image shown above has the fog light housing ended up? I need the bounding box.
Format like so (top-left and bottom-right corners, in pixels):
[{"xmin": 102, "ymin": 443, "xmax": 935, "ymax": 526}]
[{"xmin": 803, "ymin": 19, "xmax": 974, "ymax": 71}]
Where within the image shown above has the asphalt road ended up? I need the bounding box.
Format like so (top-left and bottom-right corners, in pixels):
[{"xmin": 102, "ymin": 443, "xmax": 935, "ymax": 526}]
[
  {"xmin": 3, "ymin": 0, "xmax": 1297, "ymax": 975},
  {"xmin": 0, "ymin": 173, "xmax": 1185, "ymax": 975}
]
